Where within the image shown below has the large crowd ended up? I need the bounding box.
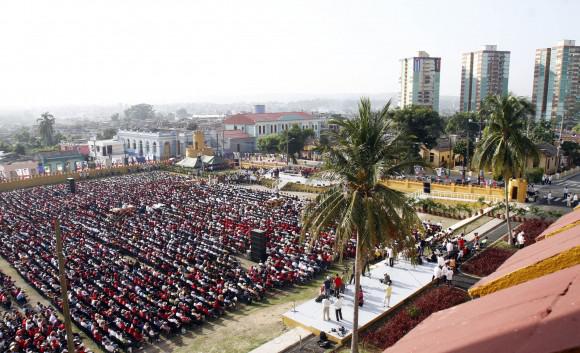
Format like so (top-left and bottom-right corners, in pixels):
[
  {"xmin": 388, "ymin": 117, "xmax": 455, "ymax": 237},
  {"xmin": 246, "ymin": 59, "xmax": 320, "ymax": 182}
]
[{"xmin": 0, "ymin": 172, "xmax": 338, "ymax": 352}]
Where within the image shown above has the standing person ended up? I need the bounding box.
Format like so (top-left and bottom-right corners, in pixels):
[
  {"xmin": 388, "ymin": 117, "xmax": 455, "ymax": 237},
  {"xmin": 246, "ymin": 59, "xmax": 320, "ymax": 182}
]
[
  {"xmin": 322, "ymin": 297, "xmax": 331, "ymax": 321},
  {"xmin": 517, "ymin": 231, "xmax": 526, "ymax": 249},
  {"xmin": 564, "ymin": 186, "xmax": 569, "ymax": 200},
  {"xmin": 387, "ymin": 247, "xmax": 394, "ymax": 267},
  {"xmin": 383, "ymin": 283, "xmax": 393, "ymax": 307},
  {"xmin": 334, "ymin": 274, "xmax": 343, "ymax": 297},
  {"xmin": 574, "ymin": 194, "xmax": 579, "ymax": 207},
  {"xmin": 363, "ymin": 255, "xmax": 371, "ymax": 277},
  {"xmin": 348, "ymin": 264, "xmax": 355, "ymax": 285},
  {"xmin": 433, "ymin": 265, "xmax": 442, "ymax": 287},
  {"xmin": 547, "ymin": 191, "xmax": 552, "ymax": 205},
  {"xmin": 334, "ymin": 295, "xmax": 344, "ymax": 322},
  {"xmin": 445, "ymin": 266, "xmax": 453, "ymax": 286},
  {"xmin": 549, "ymin": 175, "xmax": 553, "ymax": 185},
  {"xmin": 357, "ymin": 286, "xmax": 364, "ymax": 307},
  {"xmin": 323, "ymin": 276, "xmax": 332, "ymax": 297},
  {"xmin": 567, "ymin": 194, "xmax": 572, "ymax": 208}
]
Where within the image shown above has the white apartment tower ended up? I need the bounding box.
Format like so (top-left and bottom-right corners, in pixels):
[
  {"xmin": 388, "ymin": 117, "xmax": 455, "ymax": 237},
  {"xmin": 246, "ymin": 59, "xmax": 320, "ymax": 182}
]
[{"xmin": 399, "ymin": 51, "xmax": 441, "ymax": 111}]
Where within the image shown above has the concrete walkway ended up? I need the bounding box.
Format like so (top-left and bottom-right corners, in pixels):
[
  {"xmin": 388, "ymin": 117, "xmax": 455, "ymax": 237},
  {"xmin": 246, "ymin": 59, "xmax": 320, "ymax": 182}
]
[
  {"xmin": 462, "ymin": 218, "xmax": 504, "ymax": 242},
  {"xmin": 248, "ymin": 327, "xmax": 313, "ymax": 353}
]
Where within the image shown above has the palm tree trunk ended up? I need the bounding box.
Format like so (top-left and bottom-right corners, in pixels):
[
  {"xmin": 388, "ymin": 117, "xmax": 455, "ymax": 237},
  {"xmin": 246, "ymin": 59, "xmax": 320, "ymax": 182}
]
[
  {"xmin": 504, "ymin": 182, "xmax": 513, "ymax": 246},
  {"xmin": 351, "ymin": 234, "xmax": 362, "ymax": 353}
]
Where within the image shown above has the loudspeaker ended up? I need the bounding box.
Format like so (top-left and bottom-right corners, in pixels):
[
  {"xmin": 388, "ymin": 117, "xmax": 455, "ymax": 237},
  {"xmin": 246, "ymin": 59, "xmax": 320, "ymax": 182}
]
[
  {"xmin": 423, "ymin": 181, "xmax": 431, "ymax": 194},
  {"xmin": 250, "ymin": 229, "xmax": 267, "ymax": 262},
  {"xmin": 67, "ymin": 177, "xmax": 76, "ymax": 194}
]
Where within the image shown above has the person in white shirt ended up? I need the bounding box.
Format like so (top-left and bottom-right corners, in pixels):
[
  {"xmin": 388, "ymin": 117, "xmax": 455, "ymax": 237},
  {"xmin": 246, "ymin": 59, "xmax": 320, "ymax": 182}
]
[
  {"xmin": 564, "ymin": 186, "xmax": 569, "ymax": 199},
  {"xmin": 574, "ymin": 194, "xmax": 579, "ymax": 207},
  {"xmin": 322, "ymin": 297, "xmax": 331, "ymax": 321},
  {"xmin": 547, "ymin": 191, "xmax": 552, "ymax": 205},
  {"xmin": 445, "ymin": 266, "xmax": 453, "ymax": 286},
  {"xmin": 433, "ymin": 266, "xmax": 442, "ymax": 286},
  {"xmin": 517, "ymin": 231, "xmax": 525, "ymax": 249},
  {"xmin": 334, "ymin": 295, "xmax": 344, "ymax": 321},
  {"xmin": 446, "ymin": 241, "xmax": 453, "ymax": 254},
  {"xmin": 387, "ymin": 247, "xmax": 394, "ymax": 267}
]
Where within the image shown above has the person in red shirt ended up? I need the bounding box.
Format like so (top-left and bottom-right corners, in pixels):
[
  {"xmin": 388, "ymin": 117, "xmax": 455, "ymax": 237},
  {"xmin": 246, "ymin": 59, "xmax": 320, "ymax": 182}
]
[{"xmin": 333, "ymin": 274, "xmax": 343, "ymax": 297}]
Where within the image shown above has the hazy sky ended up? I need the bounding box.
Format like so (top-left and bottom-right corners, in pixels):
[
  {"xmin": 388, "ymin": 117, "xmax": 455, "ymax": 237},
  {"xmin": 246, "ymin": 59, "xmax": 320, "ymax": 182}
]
[{"xmin": 0, "ymin": 0, "xmax": 578, "ymax": 108}]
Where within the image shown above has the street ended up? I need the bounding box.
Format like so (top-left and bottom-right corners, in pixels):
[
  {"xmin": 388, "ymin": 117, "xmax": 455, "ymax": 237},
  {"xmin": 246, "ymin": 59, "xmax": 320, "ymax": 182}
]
[{"xmin": 531, "ymin": 173, "xmax": 580, "ymax": 207}]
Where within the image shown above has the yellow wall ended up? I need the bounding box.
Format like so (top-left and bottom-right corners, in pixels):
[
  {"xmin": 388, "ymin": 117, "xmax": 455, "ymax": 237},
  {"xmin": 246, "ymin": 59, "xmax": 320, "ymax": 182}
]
[
  {"xmin": 382, "ymin": 179, "xmax": 504, "ymax": 200},
  {"xmin": 420, "ymin": 148, "xmax": 458, "ymax": 168},
  {"xmin": 0, "ymin": 166, "xmax": 143, "ymax": 192},
  {"xmin": 526, "ymin": 154, "xmax": 557, "ymax": 174}
]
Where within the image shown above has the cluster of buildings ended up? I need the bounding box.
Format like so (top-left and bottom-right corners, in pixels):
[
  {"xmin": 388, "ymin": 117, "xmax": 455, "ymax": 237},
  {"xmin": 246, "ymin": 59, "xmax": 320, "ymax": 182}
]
[{"xmin": 399, "ymin": 40, "xmax": 580, "ymax": 123}]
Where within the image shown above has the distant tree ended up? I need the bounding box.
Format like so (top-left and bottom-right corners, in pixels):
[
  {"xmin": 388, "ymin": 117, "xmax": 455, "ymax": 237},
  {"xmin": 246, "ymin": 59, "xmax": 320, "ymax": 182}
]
[
  {"xmin": 176, "ymin": 108, "xmax": 189, "ymax": 119},
  {"xmin": 186, "ymin": 122, "xmax": 198, "ymax": 131},
  {"xmin": 37, "ymin": 112, "xmax": 56, "ymax": 146},
  {"xmin": 124, "ymin": 104, "xmax": 155, "ymax": 121},
  {"xmin": 452, "ymin": 139, "xmax": 474, "ymax": 164},
  {"xmin": 97, "ymin": 128, "xmax": 118, "ymax": 140},
  {"xmin": 257, "ymin": 134, "xmax": 282, "ymax": 153},
  {"xmin": 391, "ymin": 105, "xmax": 444, "ymax": 149},
  {"xmin": 14, "ymin": 129, "xmax": 33, "ymax": 145},
  {"xmin": 14, "ymin": 143, "xmax": 26, "ymax": 155},
  {"xmin": 0, "ymin": 141, "xmax": 13, "ymax": 153},
  {"xmin": 280, "ymin": 125, "xmax": 315, "ymax": 162},
  {"xmin": 110, "ymin": 113, "xmax": 120, "ymax": 122},
  {"xmin": 530, "ymin": 118, "xmax": 555, "ymax": 144},
  {"xmin": 561, "ymin": 141, "xmax": 580, "ymax": 167},
  {"xmin": 445, "ymin": 112, "xmax": 481, "ymax": 138}
]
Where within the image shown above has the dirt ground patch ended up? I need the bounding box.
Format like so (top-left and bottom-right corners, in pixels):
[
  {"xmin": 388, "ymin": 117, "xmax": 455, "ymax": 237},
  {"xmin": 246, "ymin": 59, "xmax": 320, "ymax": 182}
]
[{"xmin": 140, "ymin": 264, "xmax": 344, "ymax": 353}]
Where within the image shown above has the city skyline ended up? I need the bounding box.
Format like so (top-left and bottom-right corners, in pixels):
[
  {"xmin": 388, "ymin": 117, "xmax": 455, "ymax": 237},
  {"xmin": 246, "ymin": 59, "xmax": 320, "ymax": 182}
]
[{"xmin": 0, "ymin": 0, "xmax": 579, "ymax": 108}]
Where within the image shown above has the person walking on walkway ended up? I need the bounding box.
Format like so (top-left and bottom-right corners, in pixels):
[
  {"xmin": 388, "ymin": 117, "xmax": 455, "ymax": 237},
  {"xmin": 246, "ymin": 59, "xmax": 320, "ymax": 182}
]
[
  {"xmin": 334, "ymin": 295, "xmax": 343, "ymax": 321},
  {"xmin": 574, "ymin": 194, "xmax": 579, "ymax": 208},
  {"xmin": 564, "ymin": 186, "xmax": 569, "ymax": 200},
  {"xmin": 322, "ymin": 297, "xmax": 331, "ymax": 321},
  {"xmin": 383, "ymin": 283, "xmax": 393, "ymax": 307},
  {"xmin": 387, "ymin": 247, "xmax": 394, "ymax": 267},
  {"xmin": 547, "ymin": 191, "xmax": 552, "ymax": 205}
]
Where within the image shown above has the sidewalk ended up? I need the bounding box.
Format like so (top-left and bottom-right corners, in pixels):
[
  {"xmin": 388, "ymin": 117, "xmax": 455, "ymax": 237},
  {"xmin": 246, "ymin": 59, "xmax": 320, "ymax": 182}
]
[
  {"xmin": 248, "ymin": 327, "xmax": 313, "ymax": 353},
  {"xmin": 462, "ymin": 218, "xmax": 504, "ymax": 242}
]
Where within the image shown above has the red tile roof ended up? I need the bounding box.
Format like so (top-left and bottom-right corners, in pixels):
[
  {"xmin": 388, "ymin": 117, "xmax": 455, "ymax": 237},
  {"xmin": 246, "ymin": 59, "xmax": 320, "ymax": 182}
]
[
  {"xmin": 471, "ymin": 218, "xmax": 580, "ymax": 291},
  {"xmin": 223, "ymin": 112, "xmax": 314, "ymax": 125},
  {"xmin": 384, "ymin": 264, "xmax": 580, "ymax": 353}
]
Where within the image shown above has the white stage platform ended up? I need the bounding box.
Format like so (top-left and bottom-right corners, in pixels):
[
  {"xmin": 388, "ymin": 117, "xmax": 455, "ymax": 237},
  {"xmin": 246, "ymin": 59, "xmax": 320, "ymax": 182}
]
[{"xmin": 282, "ymin": 258, "xmax": 436, "ymax": 343}]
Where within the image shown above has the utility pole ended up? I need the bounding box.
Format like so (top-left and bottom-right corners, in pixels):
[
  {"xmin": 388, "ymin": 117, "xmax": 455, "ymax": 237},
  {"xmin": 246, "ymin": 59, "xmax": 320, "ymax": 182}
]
[{"xmin": 54, "ymin": 219, "xmax": 75, "ymax": 353}]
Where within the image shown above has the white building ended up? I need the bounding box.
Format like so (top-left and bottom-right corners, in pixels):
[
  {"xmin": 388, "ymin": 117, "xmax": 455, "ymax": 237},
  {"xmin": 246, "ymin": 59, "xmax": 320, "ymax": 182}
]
[
  {"xmin": 116, "ymin": 130, "xmax": 193, "ymax": 161},
  {"xmin": 399, "ymin": 51, "xmax": 441, "ymax": 111},
  {"xmin": 88, "ymin": 139, "xmax": 126, "ymax": 167}
]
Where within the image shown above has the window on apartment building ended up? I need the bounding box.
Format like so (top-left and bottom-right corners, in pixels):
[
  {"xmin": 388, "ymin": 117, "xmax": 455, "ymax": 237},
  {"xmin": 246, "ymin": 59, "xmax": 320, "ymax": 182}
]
[{"xmin": 429, "ymin": 153, "xmax": 435, "ymax": 163}]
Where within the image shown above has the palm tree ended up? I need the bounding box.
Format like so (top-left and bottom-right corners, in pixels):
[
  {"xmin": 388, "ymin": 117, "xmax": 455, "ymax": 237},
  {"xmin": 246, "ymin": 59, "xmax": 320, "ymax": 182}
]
[
  {"xmin": 301, "ymin": 98, "xmax": 420, "ymax": 353},
  {"xmin": 38, "ymin": 112, "xmax": 56, "ymax": 147},
  {"xmin": 472, "ymin": 95, "xmax": 538, "ymax": 245}
]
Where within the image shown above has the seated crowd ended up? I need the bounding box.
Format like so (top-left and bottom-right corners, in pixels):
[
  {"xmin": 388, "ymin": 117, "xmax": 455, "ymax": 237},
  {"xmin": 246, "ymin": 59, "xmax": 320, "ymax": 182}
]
[{"xmin": 0, "ymin": 172, "xmax": 337, "ymax": 352}]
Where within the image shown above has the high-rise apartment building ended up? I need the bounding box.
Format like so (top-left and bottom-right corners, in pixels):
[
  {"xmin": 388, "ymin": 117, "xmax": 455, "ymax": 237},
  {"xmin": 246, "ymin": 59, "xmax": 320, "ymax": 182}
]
[
  {"xmin": 399, "ymin": 51, "xmax": 441, "ymax": 111},
  {"xmin": 460, "ymin": 45, "xmax": 510, "ymax": 112},
  {"xmin": 532, "ymin": 40, "xmax": 580, "ymax": 124}
]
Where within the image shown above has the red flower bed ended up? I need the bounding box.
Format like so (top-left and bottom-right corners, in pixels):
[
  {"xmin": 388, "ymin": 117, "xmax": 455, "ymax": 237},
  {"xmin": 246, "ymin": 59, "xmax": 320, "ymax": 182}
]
[
  {"xmin": 362, "ymin": 287, "xmax": 468, "ymax": 350},
  {"xmin": 460, "ymin": 247, "xmax": 516, "ymax": 277},
  {"xmin": 515, "ymin": 219, "xmax": 551, "ymax": 246}
]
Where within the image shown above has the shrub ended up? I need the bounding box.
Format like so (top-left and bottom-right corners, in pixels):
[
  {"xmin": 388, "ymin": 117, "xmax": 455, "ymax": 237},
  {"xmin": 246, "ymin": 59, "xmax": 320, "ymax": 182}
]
[
  {"xmin": 515, "ymin": 219, "xmax": 552, "ymax": 246},
  {"xmin": 362, "ymin": 287, "xmax": 469, "ymax": 350},
  {"xmin": 460, "ymin": 247, "xmax": 516, "ymax": 277},
  {"xmin": 525, "ymin": 167, "xmax": 544, "ymax": 183}
]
